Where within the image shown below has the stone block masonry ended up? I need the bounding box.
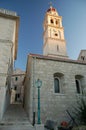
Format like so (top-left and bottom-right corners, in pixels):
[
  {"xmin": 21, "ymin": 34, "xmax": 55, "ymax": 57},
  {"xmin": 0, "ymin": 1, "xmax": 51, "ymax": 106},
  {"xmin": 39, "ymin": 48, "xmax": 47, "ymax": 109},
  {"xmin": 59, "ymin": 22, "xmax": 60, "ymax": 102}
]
[
  {"xmin": 24, "ymin": 54, "xmax": 86, "ymax": 125},
  {"xmin": 0, "ymin": 8, "xmax": 19, "ymax": 121}
]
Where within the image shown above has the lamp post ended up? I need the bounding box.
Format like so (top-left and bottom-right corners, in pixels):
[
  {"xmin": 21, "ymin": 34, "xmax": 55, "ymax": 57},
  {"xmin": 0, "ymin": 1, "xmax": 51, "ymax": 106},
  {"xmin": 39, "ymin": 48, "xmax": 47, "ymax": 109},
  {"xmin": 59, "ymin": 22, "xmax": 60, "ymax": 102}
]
[{"xmin": 35, "ymin": 79, "xmax": 42, "ymax": 124}]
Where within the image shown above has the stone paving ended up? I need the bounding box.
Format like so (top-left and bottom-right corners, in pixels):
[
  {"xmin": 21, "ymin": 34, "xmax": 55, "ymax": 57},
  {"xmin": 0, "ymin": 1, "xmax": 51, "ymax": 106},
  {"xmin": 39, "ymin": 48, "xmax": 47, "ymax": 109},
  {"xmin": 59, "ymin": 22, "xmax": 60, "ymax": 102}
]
[{"xmin": 0, "ymin": 103, "xmax": 34, "ymax": 130}]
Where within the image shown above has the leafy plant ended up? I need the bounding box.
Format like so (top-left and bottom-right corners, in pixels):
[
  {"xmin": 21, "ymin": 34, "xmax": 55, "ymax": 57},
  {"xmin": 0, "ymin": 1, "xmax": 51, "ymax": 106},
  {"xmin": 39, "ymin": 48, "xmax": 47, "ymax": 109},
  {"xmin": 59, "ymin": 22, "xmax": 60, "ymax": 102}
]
[{"xmin": 73, "ymin": 95, "xmax": 86, "ymax": 125}]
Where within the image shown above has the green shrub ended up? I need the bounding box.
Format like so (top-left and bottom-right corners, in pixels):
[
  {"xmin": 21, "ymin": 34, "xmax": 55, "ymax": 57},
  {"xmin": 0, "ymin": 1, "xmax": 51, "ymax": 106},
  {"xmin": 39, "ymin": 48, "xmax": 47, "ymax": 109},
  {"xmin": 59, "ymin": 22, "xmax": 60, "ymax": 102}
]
[{"xmin": 73, "ymin": 96, "xmax": 86, "ymax": 125}]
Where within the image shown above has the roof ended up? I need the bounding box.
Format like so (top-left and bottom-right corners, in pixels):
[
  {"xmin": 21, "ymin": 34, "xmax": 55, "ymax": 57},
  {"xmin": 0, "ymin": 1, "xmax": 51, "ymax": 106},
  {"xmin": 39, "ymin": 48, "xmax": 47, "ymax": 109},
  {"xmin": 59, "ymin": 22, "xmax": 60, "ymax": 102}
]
[
  {"xmin": 47, "ymin": 7, "xmax": 56, "ymax": 12},
  {"xmin": 28, "ymin": 53, "xmax": 86, "ymax": 65},
  {"xmin": 46, "ymin": 6, "xmax": 59, "ymax": 16}
]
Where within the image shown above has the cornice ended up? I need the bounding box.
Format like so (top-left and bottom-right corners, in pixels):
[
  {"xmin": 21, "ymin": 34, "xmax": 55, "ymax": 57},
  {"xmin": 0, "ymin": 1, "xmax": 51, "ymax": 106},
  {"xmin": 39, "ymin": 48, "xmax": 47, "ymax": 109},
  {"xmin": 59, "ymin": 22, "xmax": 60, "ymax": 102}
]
[
  {"xmin": 43, "ymin": 25, "xmax": 64, "ymax": 36},
  {"xmin": 0, "ymin": 12, "xmax": 20, "ymax": 60},
  {"xmin": 46, "ymin": 13, "xmax": 62, "ymax": 19},
  {"xmin": 43, "ymin": 37, "xmax": 66, "ymax": 48},
  {"xmin": 0, "ymin": 39, "xmax": 13, "ymax": 44},
  {"xmin": 29, "ymin": 53, "xmax": 86, "ymax": 66},
  {"xmin": 0, "ymin": 73, "xmax": 7, "ymax": 76},
  {"xmin": 0, "ymin": 9, "xmax": 19, "ymax": 60}
]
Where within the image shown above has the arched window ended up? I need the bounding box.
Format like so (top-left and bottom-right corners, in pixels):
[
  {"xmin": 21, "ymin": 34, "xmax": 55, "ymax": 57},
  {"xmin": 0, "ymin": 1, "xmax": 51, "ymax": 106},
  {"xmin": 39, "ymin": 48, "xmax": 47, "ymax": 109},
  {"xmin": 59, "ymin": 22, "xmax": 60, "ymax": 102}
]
[
  {"xmin": 54, "ymin": 72, "xmax": 64, "ymax": 93},
  {"xmin": 56, "ymin": 20, "xmax": 58, "ymax": 25},
  {"xmin": 50, "ymin": 19, "xmax": 54, "ymax": 24},
  {"xmin": 54, "ymin": 78, "xmax": 60, "ymax": 93},
  {"xmin": 76, "ymin": 80, "xmax": 80, "ymax": 94},
  {"xmin": 75, "ymin": 75, "xmax": 84, "ymax": 94}
]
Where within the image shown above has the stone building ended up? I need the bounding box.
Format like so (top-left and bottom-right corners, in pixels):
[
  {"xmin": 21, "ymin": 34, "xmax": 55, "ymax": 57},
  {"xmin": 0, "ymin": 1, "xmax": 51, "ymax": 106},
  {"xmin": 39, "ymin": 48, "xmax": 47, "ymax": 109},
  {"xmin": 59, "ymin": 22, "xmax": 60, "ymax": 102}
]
[
  {"xmin": 24, "ymin": 6, "xmax": 86, "ymax": 124},
  {"xmin": 11, "ymin": 69, "xmax": 25, "ymax": 104},
  {"xmin": 78, "ymin": 50, "xmax": 86, "ymax": 61},
  {"xmin": 0, "ymin": 9, "xmax": 19, "ymax": 120}
]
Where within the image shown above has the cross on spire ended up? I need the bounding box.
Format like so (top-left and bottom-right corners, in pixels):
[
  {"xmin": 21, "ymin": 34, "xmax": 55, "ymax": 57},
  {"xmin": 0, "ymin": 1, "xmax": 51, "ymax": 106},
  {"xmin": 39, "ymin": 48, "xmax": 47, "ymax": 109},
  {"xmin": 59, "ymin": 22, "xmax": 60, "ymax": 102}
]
[{"xmin": 49, "ymin": 1, "xmax": 53, "ymax": 8}]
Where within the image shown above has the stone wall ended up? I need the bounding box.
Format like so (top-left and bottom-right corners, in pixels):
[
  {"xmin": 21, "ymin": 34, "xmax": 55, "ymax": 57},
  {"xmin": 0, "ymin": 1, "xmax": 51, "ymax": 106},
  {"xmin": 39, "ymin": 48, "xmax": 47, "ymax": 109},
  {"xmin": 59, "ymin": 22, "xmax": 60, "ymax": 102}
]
[
  {"xmin": 0, "ymin": 9, "xmax": 19, "ymax": 120},
  {"xmin": 0, "ymin": 40, "xmax": 13, "ymax": 120},
  {"xmin": 11, "ymin": 69, "xmax": 25, "ymax": 103},
  {"xmin": 24, "ymin": 56, "xmax": 34, "ymax": 122},
  {"xmin": 25, "ymin": 55, "xmax": 86, "ymax": 124}
]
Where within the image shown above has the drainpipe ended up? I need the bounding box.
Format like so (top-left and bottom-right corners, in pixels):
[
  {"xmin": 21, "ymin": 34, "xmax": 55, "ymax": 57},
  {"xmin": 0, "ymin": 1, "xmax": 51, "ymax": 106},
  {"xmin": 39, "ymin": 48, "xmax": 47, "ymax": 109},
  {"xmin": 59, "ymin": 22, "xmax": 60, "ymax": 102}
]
[{"xmin": 32, "ymin": 56, "xmax": 36, "ymax": 126}]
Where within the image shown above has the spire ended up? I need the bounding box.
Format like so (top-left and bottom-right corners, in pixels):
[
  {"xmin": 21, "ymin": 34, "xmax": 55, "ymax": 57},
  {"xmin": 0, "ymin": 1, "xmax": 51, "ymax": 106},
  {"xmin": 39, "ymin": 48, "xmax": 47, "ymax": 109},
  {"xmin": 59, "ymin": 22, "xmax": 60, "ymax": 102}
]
[{"xmin": 47, "ymin": 2, "xmax": 56, "ymax": 13}]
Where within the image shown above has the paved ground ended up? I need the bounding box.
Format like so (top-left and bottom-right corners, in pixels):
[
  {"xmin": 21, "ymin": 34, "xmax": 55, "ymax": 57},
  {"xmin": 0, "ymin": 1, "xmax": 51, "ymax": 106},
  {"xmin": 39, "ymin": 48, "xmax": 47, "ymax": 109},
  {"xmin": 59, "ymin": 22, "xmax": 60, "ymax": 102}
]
[
  {"xmin": 0, "ymin": 103, "xmax": 34, "ymax": 130},
  {"xmin": 0, "ymin": 103, "xmax": 30, "ymax": 125}
]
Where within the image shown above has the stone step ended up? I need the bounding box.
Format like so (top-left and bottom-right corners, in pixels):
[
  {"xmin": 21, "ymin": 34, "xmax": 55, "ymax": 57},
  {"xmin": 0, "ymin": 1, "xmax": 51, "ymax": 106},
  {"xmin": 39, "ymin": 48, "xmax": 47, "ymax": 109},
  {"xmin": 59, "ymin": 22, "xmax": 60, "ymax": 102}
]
[
  {"xmin": 0, "ymin": 104, "xmax": 35, "ymax": 130},
  {"xmin": 0, "ymin": 124, "xmax": 35, "ymax": 130},
  {"xmin": 0, "ymin": 122, "xmax": 31, "ymax": 125}
]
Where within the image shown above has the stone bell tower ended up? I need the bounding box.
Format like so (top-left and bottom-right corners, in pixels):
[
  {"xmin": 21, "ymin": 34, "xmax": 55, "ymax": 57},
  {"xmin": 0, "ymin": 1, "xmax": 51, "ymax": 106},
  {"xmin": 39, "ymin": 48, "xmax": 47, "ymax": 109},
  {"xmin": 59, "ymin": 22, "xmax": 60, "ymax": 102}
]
[{"xmin": 43, "ymin": 5, "xmax": 68, "ymax": 58}]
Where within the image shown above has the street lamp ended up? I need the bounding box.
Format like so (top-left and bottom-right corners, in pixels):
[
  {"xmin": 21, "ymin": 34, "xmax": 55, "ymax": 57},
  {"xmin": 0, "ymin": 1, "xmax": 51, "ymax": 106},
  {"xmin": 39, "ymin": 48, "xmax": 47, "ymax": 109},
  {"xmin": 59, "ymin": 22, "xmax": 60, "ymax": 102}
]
[{"xmin": 35, "ymin": 79, "xmax": 42, "ymax": 124}]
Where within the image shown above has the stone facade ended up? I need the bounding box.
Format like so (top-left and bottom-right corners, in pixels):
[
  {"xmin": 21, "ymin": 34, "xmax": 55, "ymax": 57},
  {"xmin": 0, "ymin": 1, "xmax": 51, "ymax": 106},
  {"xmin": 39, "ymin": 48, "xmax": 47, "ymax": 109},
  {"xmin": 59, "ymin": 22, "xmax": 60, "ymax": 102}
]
[
  {"xmin": 11, "ymin": 69, "xmax": 25, "ymax": 104},
  {"xmin": 24, "ymin": 54, "xmax": 86, "ymax": 124},
  {"xmin": 78, "ymin": 50, "xmax": 86, "ymax": 62},
  {"xmin": 24, "ymin": 6, "xmax": 86, "ymax": 125},
  {"xmin": 0, "ymin": 9, "xmax": 19, "ymax": 120},
  {"xmin": 43, "ymin": 6, "xmax": 68, "ymax": 58}
]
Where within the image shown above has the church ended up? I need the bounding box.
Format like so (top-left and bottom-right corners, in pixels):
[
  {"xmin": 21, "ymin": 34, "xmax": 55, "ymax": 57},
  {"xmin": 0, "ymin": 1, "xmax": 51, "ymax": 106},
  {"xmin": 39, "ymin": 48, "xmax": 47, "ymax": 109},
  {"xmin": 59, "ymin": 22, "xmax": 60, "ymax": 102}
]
[
  {"xmin": 24, "ymin": 5, "xmax": 86, "ymax": 124},
  {"xmin": 0, "ymin": 4, "xmax": 86, "ymax": 127}
]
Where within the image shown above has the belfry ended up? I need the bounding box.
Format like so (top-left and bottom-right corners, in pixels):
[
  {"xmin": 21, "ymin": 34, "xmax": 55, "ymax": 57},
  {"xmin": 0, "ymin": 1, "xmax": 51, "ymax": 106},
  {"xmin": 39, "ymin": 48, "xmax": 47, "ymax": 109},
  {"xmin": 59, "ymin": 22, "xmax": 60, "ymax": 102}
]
[{"xmin": 43, "ymin": 5, "xmax": 68, "ymax": 58}]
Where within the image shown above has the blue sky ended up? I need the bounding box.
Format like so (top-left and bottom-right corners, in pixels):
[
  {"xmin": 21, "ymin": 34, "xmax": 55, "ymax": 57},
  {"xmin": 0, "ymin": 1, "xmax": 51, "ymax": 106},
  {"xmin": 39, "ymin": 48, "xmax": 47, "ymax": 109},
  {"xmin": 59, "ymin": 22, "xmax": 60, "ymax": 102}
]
[{"xmin": 0, "ymin": 0, "xmax": 86, "ymax": 70}]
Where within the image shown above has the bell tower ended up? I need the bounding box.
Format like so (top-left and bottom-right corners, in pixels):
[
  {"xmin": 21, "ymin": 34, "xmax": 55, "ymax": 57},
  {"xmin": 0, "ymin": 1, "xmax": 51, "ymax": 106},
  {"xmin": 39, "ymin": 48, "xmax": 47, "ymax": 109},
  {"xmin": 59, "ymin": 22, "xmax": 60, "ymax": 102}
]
[{"xmin": 43, "ymin": 6, "xmax": 68, "ymax": 58}]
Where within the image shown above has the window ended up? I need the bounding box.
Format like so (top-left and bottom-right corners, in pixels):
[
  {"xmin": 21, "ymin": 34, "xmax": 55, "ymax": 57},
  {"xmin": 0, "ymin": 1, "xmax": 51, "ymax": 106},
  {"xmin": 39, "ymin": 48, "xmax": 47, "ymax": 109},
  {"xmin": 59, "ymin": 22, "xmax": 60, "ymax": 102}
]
[
  {"xmin": 56, "ymin": 19, "xmax": 59, "ymax": 27},
  {"xmin": 55, "ymin": 33, "xmax": 58, "ymax": 36},
  {"xmin": 54, "ymin": 72, "xmax": 64, "ymax": 93},
  {"xmin": 50, "ymin": 19, "xmax": 54, "ymax": 24},
  {"xmin": 54, "ymin": 78, "xmax": 60, "ymax": 93},
  {"xmin": 75, "ymin": 75, "xmax": 84, "ymax": 94},
  {"xmin": 14, "ymin": 85, "xmax": 17, "ymax": 90},
  {"xmin": 76, "ymin": 80, "xmax": 80, "ymax": 94},
  {"xmin": 56, "ymin": 20, "xmax": 58, "ymax": 25},
  {"xmin": 15, "ymin": 77, "xmax": 18, "ymax": 81},
  {"xmin": 17, "ymin": 94, "xmax": 20, "ymax": 98},
  {"xmin": 81, "ymin": 56, "xmax": 85, "ymax": 61}
]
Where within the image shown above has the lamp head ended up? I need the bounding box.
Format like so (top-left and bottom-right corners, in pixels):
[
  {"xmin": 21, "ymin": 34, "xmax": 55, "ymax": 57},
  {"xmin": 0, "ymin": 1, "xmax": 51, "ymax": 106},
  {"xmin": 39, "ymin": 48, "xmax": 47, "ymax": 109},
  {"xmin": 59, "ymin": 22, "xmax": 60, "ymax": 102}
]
[{"xmin": 35, "ymin": 79, "xmax": 42, "ymax": 88}]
